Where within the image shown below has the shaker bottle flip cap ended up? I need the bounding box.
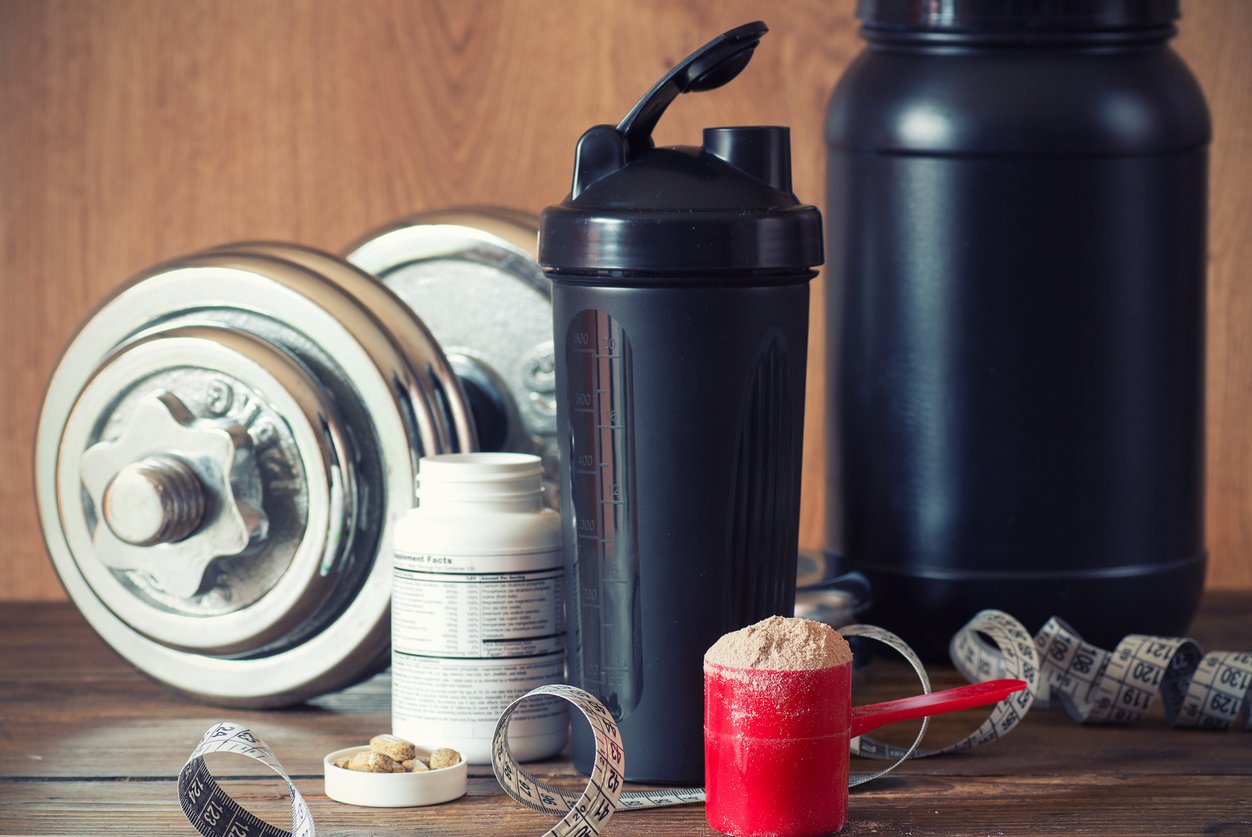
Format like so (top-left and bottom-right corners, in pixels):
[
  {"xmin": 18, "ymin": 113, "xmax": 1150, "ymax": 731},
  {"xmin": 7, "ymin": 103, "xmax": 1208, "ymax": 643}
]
[{"xmin": 539, "ymin": 21, "xmax": 823, "ymax": 276}]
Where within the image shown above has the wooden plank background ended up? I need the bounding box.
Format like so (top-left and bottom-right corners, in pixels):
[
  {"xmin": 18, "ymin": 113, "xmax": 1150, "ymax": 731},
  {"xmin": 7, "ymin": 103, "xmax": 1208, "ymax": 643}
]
[{"xmin": 1, "ymin": 0, "xmax": 1249, "ymax": 601}]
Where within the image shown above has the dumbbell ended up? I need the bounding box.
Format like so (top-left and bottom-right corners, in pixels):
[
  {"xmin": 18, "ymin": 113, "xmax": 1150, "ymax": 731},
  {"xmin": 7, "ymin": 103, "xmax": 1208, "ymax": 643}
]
[{"xmin": 35, "ymin": 208, "xmax": 555, "ymax": 706}]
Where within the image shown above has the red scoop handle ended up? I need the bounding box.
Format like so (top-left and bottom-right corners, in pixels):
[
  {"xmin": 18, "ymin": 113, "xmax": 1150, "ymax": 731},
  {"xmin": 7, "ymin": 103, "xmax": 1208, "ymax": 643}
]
[{"xmin": 850, "ymin": 678, "xmax": 1028, "ymax": 738}]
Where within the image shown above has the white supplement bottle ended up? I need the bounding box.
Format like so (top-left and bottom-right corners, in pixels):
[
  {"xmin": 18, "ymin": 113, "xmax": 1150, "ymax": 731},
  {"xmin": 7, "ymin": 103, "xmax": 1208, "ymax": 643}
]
[{"xmin": 391, "ymin": 453, "xmax": 567, "ymax": 764}]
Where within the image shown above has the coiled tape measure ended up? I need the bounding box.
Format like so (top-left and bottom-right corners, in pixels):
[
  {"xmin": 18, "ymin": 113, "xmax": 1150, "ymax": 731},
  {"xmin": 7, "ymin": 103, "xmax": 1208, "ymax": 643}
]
[
  {"xmin": 178, "ymin": 609, "xmax": 1252, "ymax": 837},
  {"xmin": 179, "ymin": 722, "xmax": 314, "ymax": 837}
]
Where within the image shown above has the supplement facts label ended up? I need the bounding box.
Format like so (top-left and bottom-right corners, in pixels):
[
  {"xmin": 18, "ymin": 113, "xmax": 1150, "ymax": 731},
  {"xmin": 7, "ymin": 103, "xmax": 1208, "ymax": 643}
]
[{"xmin": 392, "ymin": 548, "xmax": 567, "ymax": 743}]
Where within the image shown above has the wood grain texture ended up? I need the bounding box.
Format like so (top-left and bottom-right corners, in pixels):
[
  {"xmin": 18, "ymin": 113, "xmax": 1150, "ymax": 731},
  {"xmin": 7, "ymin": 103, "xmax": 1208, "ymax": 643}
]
[
  {"xmin": 1, "ymin": 0, "xmax": 1250, "ymax": 601},
  {"xmin": 2, "ymin": 599, "xmax": 1251, "ymax": 835}
]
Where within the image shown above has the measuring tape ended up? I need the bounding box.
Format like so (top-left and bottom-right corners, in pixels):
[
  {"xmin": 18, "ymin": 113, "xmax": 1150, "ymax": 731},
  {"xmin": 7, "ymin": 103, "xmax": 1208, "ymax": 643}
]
[
  {"xmin": 179, "ymin": 722, "xmax": 315, "ymax": 837},
  {"xmin": 959, "ymin": 613, "xmax": 1252, "ymax": 730},
  {"xmin": 177, "ymin": 609, "xmax": 1251, "ymax": 837}
]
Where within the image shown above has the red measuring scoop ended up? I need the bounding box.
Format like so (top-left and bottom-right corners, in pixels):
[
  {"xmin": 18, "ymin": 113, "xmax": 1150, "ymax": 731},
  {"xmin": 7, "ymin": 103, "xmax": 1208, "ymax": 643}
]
[{"xmin": 704, "ymin": 659, "xmax": 1026, "ymax": 837}]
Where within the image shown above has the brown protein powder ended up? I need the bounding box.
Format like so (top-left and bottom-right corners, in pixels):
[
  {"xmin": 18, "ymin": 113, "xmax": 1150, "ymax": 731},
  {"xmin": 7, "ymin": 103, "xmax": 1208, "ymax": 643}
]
[{"xmin": 705, "ymin": 615, "xmax": 852, "ymax": 671}]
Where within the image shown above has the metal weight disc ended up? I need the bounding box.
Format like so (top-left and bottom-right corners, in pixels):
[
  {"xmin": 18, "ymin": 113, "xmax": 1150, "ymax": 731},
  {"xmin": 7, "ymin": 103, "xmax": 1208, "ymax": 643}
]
[
  {"xmin": 35, "ymin": 244, "xmax": 474, "ymax": 705},
  {"xmin": 206, "ymin": 241, "xmax": 477, "ymax": 464},
  {"xmin": 345, "ymin": 208, "xmax": 558, "ymax": 493}
]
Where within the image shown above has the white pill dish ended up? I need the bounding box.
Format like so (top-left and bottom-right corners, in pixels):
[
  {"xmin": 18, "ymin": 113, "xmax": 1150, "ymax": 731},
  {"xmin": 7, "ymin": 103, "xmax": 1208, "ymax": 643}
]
[{"xmin": 323, "ymin": 746, "xmax": 467, "ymax": 807}]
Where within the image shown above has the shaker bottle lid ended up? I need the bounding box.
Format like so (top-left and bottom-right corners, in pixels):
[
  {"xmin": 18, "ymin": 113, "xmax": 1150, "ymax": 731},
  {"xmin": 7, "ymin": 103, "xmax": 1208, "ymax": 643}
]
[
  {"xmin": 539, "ymin": 22, "xmax": 823, "ymax": 278},
  {"xmin": 858, "ymin": 0, "xmax": 1179, "ymax": 32}
]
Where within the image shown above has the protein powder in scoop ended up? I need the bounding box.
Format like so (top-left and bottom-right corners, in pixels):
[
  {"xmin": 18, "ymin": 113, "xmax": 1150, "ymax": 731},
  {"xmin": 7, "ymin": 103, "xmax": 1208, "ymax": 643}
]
[{"xmin": 705, "ymin": 615, "xmax": 852, "ymax": 672}]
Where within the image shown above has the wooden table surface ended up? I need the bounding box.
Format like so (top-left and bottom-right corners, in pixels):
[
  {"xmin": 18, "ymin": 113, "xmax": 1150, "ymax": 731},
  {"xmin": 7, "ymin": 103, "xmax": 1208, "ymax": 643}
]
[{"xmin": 2, "ymin": 596, "xmax": 1250, "ymax": 836}]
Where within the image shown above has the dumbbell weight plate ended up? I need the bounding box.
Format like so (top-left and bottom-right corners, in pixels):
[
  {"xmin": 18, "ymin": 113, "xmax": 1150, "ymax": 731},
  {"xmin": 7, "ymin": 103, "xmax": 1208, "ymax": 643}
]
[
  {"xmin": 35, "ymin": 244, "xmax": 474, "ymax": 706},
  {"xmin": 205, "ymin": 241, "xmax": 477, "ymax": 463},
  {"xmin": 345, "ymin": 208, "xmax": 559, "ymax": 493},
  {"xmin": 63, "ymin": 324, "xmax": 344, "ymax": 654}
]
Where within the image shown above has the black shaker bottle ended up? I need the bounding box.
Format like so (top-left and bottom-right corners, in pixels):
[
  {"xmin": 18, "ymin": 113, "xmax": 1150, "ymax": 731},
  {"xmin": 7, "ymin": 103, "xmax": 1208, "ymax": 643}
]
[
  {"xmin": 540, "ymin": 22, "xmax": 823, "ymax": 783},
  {"xmin": 826, "ymin": 1, "xmax": 1210, "ymax": 658}
]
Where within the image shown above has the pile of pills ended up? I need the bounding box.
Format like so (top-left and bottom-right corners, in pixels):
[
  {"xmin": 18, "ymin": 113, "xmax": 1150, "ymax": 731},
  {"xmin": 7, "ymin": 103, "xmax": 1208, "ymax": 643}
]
[{"xmin": 332, "ymin": 734, "xmax": 462, "ymax": 774}]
